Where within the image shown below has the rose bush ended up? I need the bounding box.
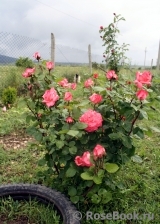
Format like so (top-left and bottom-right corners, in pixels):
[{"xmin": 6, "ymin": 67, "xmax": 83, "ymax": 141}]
[{"xmin": 22, "ymin": 14, "xmax": 158, "ymax": 207}]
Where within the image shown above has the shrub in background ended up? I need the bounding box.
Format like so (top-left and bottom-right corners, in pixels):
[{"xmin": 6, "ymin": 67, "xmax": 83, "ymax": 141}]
[
  {"xmin": 1, "ymin": 86, "xmax": 17, "ymax": 107},
  {"xmin": 0, "ymin": 67, "xmax": 27, "ymax": 98},
  {"xmin": 15, "ymin": 57, "xmax": 34, "ymax": 68},
  {"xmin": 99, "ymin": 13, "xmax": 129, "ymax": 73}
]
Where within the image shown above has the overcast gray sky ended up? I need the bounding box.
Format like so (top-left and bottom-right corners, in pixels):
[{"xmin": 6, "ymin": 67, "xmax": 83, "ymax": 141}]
[{"xmin": 0, "ymin": 0, "xmax": 160, "ymax": 65}]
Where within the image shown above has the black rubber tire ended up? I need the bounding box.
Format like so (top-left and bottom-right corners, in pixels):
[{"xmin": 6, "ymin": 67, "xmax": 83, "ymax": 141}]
[{"xmin": 0, "ymin": 184, "xmax": 81, "ymax": 224}]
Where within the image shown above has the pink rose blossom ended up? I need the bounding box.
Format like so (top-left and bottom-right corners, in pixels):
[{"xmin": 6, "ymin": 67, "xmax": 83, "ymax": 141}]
[
  {"xmin": 22, "ymin": 68, "xmax": 35, "ymax": 78},
  {"xmin": 64, "ymin": 92, "xmax": 72, "ymax": 101},
  {"xmin": 93, "ymin": 144, "xmax": 106, "ymax": 160},
  {"xmin": 33, "ymin": 52, "xmax": 41, "ymax": 60},
  {"xmin": 79, "ymin": 109, "xmax": 103, "ymax": 132},
  {"xmin": 136, "ymin": 89, "xmax": 148, "ymax": 101},
  {"xmin": 58, "ymin": 78, "xmax": 69, "ymax": 87},
  {"xmin": 106, "ymin": 70, "xmax": 118, "ymax": 80},
  {"xmin": 75, "ymin": 156, "xmax": 83, "ymax": 166},
  {"xmin": 46, "ymin": 61, "xmax": 54, "ymax": 71},
  {"xmin": 71, "ymin": 83, "xmax": 77, "ymax": 90},
  {"xmin": 84, "ymin": 78, "xmax": 94, "ymax": 88},
  {"xmin": 89, "ymin": 93, "xmax": 103, "ymax": 104},
  {"xmin": 75, "ymin": 151, "xmax": 93, "ymax": 167},
  {"xmin": 135, "ymin": 71, "xmax": 152, "ymax": 85},
  {"xmin": 134, "ymin": 80, "xmax": 143, "ymax": 89},
  {"xmin": 42, "ymin": 88, "xmax": 59, "ymax": 107},
  {"xmin": 100, "ymin": 26, "xmax": 103, "ymax": 30},
  {"xmin": 81, "ymin": 151, "xmax": 93, "ymax": 167},
  {"xmin": 66, "ymin": 116, "xmax": 74, "ymax": 123}
]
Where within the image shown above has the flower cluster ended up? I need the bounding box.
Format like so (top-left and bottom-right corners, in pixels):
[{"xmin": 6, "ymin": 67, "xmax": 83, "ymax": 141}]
[
  {"xmin": 22, "ymin": 49, "xmax": 155, "ymax": 205},
  {"xmin": 134, "ymin": 71, "xmax": 152, "ymax": 100},
  {"xmin": 75, "ymin": 144, "xmax": 106, "ymax": 167},
  {"xmin": 18, "ymin": 12, "xmax": 158, "ymax": 207}
]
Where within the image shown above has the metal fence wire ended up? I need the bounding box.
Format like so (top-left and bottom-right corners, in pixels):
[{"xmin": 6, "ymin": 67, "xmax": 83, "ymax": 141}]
[
  {"xmin": 0, "ymin": 31, "xmax": 103, "ymax": 65},
  {"xmin": 0, "ymin": 32, "xmax": 50, "ymax": 64},
  {"xmin": 0, "ymin": 31, "xmax": 104, "ymax": 97}
]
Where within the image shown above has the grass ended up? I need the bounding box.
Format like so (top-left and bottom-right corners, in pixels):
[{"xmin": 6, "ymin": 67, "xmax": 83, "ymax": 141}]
[
  {"xmin": 0, "ymin": 196, "xmax": 61, "ymax": 224},
  {"xmin": 0, "ymin": 67, "xmax": 160, "ymax": 223}
]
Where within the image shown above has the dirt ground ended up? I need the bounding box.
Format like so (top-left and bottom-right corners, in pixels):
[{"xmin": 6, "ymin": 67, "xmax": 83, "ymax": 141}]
[
  {"xmin": 0, "ymin": 132, "xmax": 34, "ymax": 150},
  {"xmin": 0, "ymin": 133, "xmax": 36, "ymax": 224},
  {"xmin": 0, "ymin": 215, "xmax": 36, "ymax": 224}
]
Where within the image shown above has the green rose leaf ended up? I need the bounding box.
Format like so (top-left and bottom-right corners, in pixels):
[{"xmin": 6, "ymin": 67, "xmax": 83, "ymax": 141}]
[
  {"xmin": 92, "ymin": 86, "xmax": 106, "ymax": 92},
  {"xmin": 139, "ymin": 109, "xmax": 148, "ymax": 120},
  {"xmin": 123, "ymin": 122, "xmax": 132, "ymax": 132},
  {"xmin": 93, "ymin": 175, "xmax": 102, "ymax": 184},
  {"xmin": 69, "ymin": 146, "xmax": 77, "ymax": 154},
  {"xmin": 75, "ymin": 122, "xmax": 88, "ymax": 130},
  {"xmin": 97, "ymin": 169, "xmax": 105, "ymax": 177},
  {"xmin": 68, "ymin": 186, "xmax": 77, "ymax": 196},
  {"xmin": 66, "ymin": 167, "xmax": 76, "ymax": 177},
  {"xmin": 104, "ymin": 163, "xmax": 119, "ymax": 173},
  {"xmin": 69, "ymin": 141, "xmax": 75, "ymax": 147},
  {"xmin": 78, "ymin": 100, "xmax": 90, "ymax": 106},
  {"xmin": 98, "ymin": 188, "xmax": 112, "ymax": 203},
  {"xmin": 133, "ymin": 127, "xmax": 144, "ymax": 139},
  {"xmin": 70, "ymin": 195, "xmax": 79, "ymax": 204},
  {"xmin": 121, "ymin": 136, "xmax": 132, "ymax": 148},
  {"xmin": 67, "ymin": 130, "xmax": 79, "ymax": 137},
  {"xmin": 108, "ymin": 133, "xmax": 121, "ymax": 140},
  {"xmin": 61, "ymin": 146, "xmax": 69, "ymax": 155},
  {"xmin": 81, "ymin": 171, "xmax": 94, "ymax": 180},
  {"xmin": 56, "ymin": 140, "xmax": 65, "ymax": 149},
  {"xmin": 98, "ymin": 188, "xmax": 108, "ymax": 196}
]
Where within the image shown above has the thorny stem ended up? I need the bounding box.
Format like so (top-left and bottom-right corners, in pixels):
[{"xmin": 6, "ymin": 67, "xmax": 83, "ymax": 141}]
[
  {"xmin": 128, "ymin": 102, "xmax": 143, "ymax": 136},
  {"xmin": 108, "ymin": 95, "xmax": 117, "ymax": 120},
  {"xmin": 96, "ymin": 65, "xmax": 107, "ymax": 73},
  {"xmin": 26, "ymin": 102, "xmax": 36, "ymax": 117},
  {"xmin": 54, "ymin": 162, "xmax": 60, "ymax": 175},
  {"xmin": 83, "ymin": 183, "xmax": 94, "ymax": 197},
  {"xmin": 118, "ymin": 102, "xmax": 143, "ymax": 150},
  {"xmin": 130, "ymin": 96, "xmax": 135, "ymax": 104},
  {"xmin": 26, "ymin": 102, "xmax": 45, "ymax": 135}
]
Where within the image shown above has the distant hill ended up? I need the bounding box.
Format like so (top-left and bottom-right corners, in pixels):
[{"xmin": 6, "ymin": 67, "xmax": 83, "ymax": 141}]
[
  {"xmin": 0, "ymin": 54, "xmax": 88, "ymax": 66},
  {"xmin": 0, "ymin": 54, "xmax": 17, "ymax": 64}
]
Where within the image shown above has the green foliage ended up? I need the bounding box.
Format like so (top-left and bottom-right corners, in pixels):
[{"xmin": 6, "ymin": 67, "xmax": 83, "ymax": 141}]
[
  {"xmin": 0, "ymin": 74, "xmax": 160, "ymax": 222},
  {"xmin": 0, "ymin": 99, "xmax": 29, "ymax": 135},
  {"xmin": 1, "ymin": 86, "xmax": 17, "ymax": 106},
  {"xmin": 0, "ymin": 197, "xmax": 61, "ymax": 223},
  {"xmin": 0, "ymin": 66, "xmax": 26, "ymax": 97},
  {"xmin": 18, "ymin": 14, "xmax": 159, "ymax": 214},
  {"xmin": 15, "ymin": 57, "xmax": 34, "ymax": 68},
  {"xmin": 99, "ymin": 13, "xmax": 129, "ymax": 73}
]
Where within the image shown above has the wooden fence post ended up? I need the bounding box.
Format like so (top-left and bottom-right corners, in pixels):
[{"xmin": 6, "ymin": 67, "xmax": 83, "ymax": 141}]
[
  {"xmin": 151, "ymin": 59, "xmax": 153, "ymax": 70},
  {"xmin": 88, "ymin": 44, "xmax": 92, "ymax": 74},
  {"xmin": 51, "ymin": 33, "xmax": 55, "ymax": 68},
  {"xmin": 157, "ymin": 40, "xmax": 160, "ymax": 70}
]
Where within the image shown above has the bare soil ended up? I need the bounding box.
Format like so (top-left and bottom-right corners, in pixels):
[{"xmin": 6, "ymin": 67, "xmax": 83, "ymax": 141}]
[
  {"xmin": 0, "ymin": 132, "xmax": 34, "ymax": 150},
  {"xmin": 0, "ymin": 132, "xmax": 36, "ymax": 223},
  {"xmin": 0, "ymin": 215, "xmax": 36, "ymax": 224}
]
